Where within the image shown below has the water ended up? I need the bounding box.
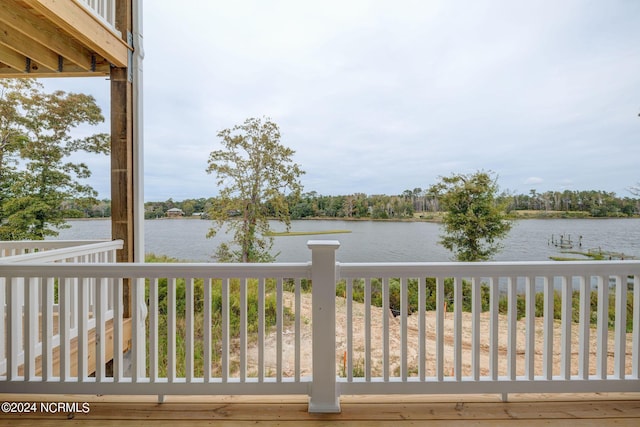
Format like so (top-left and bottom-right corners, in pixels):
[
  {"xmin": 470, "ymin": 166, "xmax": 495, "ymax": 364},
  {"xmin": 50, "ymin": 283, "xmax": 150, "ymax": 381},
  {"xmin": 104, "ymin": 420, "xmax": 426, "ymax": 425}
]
[{"xmin": 51, "ymin": 218, "xmax": 640, "ymax": 263}]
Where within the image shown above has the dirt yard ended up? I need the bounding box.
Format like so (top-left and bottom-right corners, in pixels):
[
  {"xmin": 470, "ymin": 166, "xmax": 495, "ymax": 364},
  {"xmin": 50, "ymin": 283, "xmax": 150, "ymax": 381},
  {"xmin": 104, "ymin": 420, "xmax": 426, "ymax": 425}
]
[{"xmin": 242, "ymin": 292, "xmax": 634, "ymax": 379}]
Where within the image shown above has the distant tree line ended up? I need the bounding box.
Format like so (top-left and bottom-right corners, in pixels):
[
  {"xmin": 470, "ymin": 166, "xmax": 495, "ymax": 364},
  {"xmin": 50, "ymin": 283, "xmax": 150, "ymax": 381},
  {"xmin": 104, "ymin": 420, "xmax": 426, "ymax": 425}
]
[
  {"xmin": 73, "ymin": 188, "xmax": 639, "ymax": 220},
  {"xmin": 507, "ymin": 189, "xmax": 639, "ymax": 217}
]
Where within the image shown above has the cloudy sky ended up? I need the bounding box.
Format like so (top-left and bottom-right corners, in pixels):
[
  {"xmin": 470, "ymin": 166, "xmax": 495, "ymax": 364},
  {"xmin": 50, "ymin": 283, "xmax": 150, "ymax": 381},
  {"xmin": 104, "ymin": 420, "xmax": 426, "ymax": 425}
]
[{"xmin": 43, "ymin": 0, "xmax": 639, "ymax": 201}]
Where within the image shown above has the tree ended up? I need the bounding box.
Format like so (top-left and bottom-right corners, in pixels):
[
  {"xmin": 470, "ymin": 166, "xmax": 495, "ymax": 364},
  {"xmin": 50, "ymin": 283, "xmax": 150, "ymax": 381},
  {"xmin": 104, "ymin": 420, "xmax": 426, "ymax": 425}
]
[
  {"xmin": 0, "ymin": 79, "xmax": 109, "ymax": 240},
  {"xmin": 429, "ymin": 171, "xmax": 512, "ymax": 261},
  {"xmin": 206, "ymin": 117, "xmax": 304, "ymax": 262}
]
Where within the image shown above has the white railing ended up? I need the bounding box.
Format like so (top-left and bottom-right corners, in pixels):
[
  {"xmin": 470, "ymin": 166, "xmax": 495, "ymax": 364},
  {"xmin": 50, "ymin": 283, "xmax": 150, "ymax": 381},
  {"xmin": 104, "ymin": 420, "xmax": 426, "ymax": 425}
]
[
  {"xmin": 337, "ymin": 261, "xmax": 639, "ymax": 398},
  {"xmin": 77, "ymin": 0, "xmax": 118, "ymax": 33},
  {"xmin": 0, "ymin": 240, "xmax": 122, "ymax": 377},
  {"xmin": 0, "ymin": 240, "xmax": 638, "ymax": 413},
  {"xmin": 0, "ymin": 240, "xmax": 111, "ymax": 258}
]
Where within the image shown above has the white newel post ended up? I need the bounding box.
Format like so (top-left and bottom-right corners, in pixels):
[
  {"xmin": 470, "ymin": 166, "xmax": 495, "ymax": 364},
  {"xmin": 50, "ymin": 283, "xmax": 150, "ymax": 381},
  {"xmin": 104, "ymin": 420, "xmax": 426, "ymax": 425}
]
[{"xmin": 308, "ymin": 240, "xmax": 341, "ymax": 413}]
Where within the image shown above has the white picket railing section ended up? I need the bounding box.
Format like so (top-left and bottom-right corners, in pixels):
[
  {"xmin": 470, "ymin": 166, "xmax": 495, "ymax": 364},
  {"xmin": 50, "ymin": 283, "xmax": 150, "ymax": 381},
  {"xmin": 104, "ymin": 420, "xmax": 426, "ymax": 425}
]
[
  {"xmin": 0, "ymin": 240, "xmax": 638, "ymax": 413},
  {"xmin": 338, "ymin": 261, "xmax": 640, "ymax": 399},
  {"xmin": 0, "ymin": 240, "xmax": 123, "ymax": 378}
]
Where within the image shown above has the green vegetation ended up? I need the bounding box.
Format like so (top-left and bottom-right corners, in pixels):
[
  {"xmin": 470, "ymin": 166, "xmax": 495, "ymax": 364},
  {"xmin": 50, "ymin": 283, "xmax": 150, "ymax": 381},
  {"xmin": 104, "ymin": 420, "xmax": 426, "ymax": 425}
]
[
  {"xmin": 428, "ymin": 171, "xmax": 512, "ymax": 261},
  {"xmin": 206, "ymin": 117, "xmax": 304, "ymax": 262},
  {"xmin": 72, "ymin": 189, "xmax": 640, "ymax": 222},
  {"xmin": 144, "ymin": 253, "xmax": 294, "ymax": 377},
  {"xmin": 0, "ymin": 79, "xmax": 109, "ymax": 239}
]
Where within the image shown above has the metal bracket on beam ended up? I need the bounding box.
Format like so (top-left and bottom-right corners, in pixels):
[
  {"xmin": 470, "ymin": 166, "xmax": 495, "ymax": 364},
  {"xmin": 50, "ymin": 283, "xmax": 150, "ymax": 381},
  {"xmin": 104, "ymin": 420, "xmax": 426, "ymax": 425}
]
[
  {"xmin": 127, "ymin": 31, "xmax": 134, "ymax": 83},
  {"xmin": 25, "ymin": 57, "xmax": 31, "ymax": 73},
  {"xmin": 58, "ymin": 55, "xmax": 63, "ymax": 72},
  {"xmin": 91, "ymin": 54, "xmax": 96, "ymax": 72}
]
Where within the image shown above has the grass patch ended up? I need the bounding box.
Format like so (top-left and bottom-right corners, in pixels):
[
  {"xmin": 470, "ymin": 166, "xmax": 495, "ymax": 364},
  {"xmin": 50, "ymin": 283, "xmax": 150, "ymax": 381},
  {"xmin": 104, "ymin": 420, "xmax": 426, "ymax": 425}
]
[
  {"xmin": 266, "ymin": 229, "xmax": 351, "ymax": 236},
  {"xmin": 549, "ymin": 251, "xmax": 607, "ymax": 261}
]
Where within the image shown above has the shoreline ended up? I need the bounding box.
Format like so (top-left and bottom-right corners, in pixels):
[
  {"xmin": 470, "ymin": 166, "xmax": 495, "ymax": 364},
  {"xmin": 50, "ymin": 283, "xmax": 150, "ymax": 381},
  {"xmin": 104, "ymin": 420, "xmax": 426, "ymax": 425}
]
[{"xmin": 64, "ymin": 213, "xmax": 639, "ymax": 223}]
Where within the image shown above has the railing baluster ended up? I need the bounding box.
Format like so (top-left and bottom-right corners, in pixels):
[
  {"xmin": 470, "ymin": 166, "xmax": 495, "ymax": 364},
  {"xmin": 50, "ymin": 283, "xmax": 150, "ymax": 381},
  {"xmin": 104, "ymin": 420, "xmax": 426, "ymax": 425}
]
[
  {"xmin": 95, "ymin": 276, "xmax": 106, "ymax": 382},
  {"xmin": 42, "ymin": 277, "xmax": 54, "ymax": 380},
  {"xmin": 634, "ymin": 275, "xmax": 640, "ymax": 379},
  {"xmin": 436, "ymin": 277, "xmax": 444, "ymax": 381},
  {"xmin": 185, "ymin": 278, "xmax": 194, "ymax": 383},
  {"xmin": 382, "ymin": 277, "xmax": 389, "ymax": 381},
  {"xmin": 203, "ymin": 278, "xmax": 212, "ymax": 383},
  {"xmin": 597, "ymin": 275, "xmax": 608, "ymax": 379},
  {"xmin": 295, "ymin": 278, "xmax": 301, "ymax": 382},
  {"xmin": 258, "ymin": 278, "xmax": 265, "ymax": 381},
  {"xmin": 167, "ymin": 277, "xmax": 176, "ymax": 382},
  {"xmin": 400, "ymin": 277, "xmax": 407, "ymax": 381},
  {"xmin": 418, "ymin": 277, "xmax": 426, "ymax": 381},
  {"xmin": 525, "ymin": 276, "xmax": 535, "ymax": 380},
  {"xmin": 579, "ymin": 275, "xmax": 590, "ymax": 380},
  {"xmin": 472, "ymin": 277, "xmax": 481, "ymax": 381},
  {"xmin": 113, "ymin": 278, "xmax": 123, "ymax": 382},
  {"xmin": 239, "ymin": 278, "xmax": 247, "ymax": 382},
  {"xmin": 148, "ymin": 278, "xmax": 158, "ymax": 382},
  {"xmin": 277, "ymin": 277, "xmax": 283, "ymax": 382},
  {"xmin": 0, "ymin": 277, "xmax": 5, "ymax": 375},
  {"xmin": 7, "ymin": 277, "xmax": 18, "ymax": 380},
  {"xmin": 221, "ymin": 278, "xmax": 229, "ymax": 382},
  {"xmin": 561, "ymin": 276, "xmax": 572, "ymax": 380},
  {"xmin": 29, "ymin": 277, "xmax": 40, "ymax": 380},
  {"xmin": 543, "ymin": 276, "xmax": 553, "ymax": 380},
  {"xmin": 78, "ymin": 277, "xmax": 89, "ymax": 381},
  {"xmin": 346, "ymin": 279, "xmax": 353, "ymax": 382},
  {"xmin": 454, "ymin": 277, "xmax": 462, "ymax": 381},
  {"xmin": 490, "ymin": 277, "xmax": 498, "ymax": 380},
  {"xmin": 364, "ymin": 278, "xmax": 372, "ymax": 381},
  {"xmin": 614, "ymin": 275, "xmax": 627, "ymax": 379},
  {"xmin": 60, "ymin": 277, "xmax": 71, "ymax": 381},
  {"xmin": 507, "ymin": 276, "xmax": 517, "ymax": 381}
]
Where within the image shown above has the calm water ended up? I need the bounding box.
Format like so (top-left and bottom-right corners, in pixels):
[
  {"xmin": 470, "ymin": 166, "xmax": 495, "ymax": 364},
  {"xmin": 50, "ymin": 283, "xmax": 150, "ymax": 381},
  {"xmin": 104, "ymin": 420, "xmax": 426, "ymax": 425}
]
[{"xmin": 51, "ymin": 218, "xmax": 640, "ymax": 263}]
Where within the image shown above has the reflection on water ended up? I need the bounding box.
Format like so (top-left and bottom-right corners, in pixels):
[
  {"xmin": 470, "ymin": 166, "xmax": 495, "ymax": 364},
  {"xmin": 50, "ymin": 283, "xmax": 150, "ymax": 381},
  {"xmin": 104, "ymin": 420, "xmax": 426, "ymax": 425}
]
[{"xmin": 51, "ymin": 218, "xmax": 640, "ymax": 263}]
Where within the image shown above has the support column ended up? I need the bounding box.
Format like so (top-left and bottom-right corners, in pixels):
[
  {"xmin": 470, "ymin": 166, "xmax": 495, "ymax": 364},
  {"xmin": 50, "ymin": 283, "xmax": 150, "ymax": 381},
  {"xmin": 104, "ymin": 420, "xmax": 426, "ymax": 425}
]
[
  {"xmin": 111, "ymin": 65, "xmax": 133, "ymax": 322},
  {"xmin": 308, "ymin": 240, "xmax": 341, "ymax": 413},
  {"xmin": 110, "ymin": 66, "xmax": 134, "ymax": 267}
]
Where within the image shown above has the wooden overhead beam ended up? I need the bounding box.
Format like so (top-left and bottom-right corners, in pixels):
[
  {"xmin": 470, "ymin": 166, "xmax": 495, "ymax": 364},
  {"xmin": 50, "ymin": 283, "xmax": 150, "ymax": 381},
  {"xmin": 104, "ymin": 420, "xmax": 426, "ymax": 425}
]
[
  {"xmin": 0, "ymin": 47, "xmax": 28, "ymax": 72},
  {"xmin": 28, "ymin": 0, "xmax": 129, "ymax": 68},
  {"xmin": 0, "ymin": 1, "xmax": 94, "ymax": 70},
  {"xmin": 0, "ymin": 61, "xmax": 111, "ymax": 77},
  {"xmin": 0, "ymin": 23, "xmax": 59, "ymax": 71}
]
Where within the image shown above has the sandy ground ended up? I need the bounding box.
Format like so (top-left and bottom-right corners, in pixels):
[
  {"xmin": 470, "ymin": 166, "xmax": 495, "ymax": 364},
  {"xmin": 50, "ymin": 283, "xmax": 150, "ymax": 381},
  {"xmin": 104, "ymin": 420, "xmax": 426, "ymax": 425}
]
[{"xmin": 240, "ymin": 292, "xmax": 634, "ymax": 379}]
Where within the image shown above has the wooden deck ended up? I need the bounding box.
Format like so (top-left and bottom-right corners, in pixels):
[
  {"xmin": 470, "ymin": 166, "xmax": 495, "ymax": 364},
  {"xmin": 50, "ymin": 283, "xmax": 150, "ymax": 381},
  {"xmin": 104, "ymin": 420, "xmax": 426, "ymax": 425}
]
[{"xmin": 0, "ymin": 393, "xmax": 639, "ymax": 426}]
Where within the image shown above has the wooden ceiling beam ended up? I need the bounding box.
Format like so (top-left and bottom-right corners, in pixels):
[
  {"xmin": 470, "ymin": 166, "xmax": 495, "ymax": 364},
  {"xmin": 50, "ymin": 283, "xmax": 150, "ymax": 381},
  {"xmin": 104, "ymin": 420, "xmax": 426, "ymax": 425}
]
[
  {"xmin": 0, "ymin": 1, "xmax": 94, "ymax": 71},
  {"xmin": 0, "ymin": 25, "xmax": 60, "ymax": 71},
  {"xmin": 0, "ymin": 49, "xmax": 29, "ymax": 72},
  {"xmin": 0, "ymin": 60, "xmax": 110, "ymax": 77},
  {"xmin": 28, "ymin": 0, "xmax": 129, "ymax": 68}
]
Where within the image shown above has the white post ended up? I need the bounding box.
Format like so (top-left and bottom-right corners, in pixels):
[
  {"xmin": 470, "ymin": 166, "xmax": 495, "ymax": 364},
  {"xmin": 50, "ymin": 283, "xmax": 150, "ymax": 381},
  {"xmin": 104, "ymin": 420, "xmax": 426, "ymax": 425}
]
[{"xmin": 308, "ymin": 240, "xmax": 341, "ymax": 413}]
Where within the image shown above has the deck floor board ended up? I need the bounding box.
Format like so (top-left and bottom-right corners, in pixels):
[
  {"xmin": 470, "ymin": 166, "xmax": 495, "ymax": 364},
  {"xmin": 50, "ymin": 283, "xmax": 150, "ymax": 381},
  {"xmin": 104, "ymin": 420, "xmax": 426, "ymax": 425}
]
[{"xmin": 0, "ymin": 394, "xmax": 638, "ymax": 426}]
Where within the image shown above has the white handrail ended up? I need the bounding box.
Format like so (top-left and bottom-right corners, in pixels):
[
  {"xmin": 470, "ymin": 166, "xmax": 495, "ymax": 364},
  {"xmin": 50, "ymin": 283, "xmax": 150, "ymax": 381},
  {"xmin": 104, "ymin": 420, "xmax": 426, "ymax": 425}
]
[
  {"xmin": 0, "ymin": 240, "xmax": 123, "ymax": 263},
  {"xmin": 0, "ymin": 240, "xmax": 110, "ymax": 257}
]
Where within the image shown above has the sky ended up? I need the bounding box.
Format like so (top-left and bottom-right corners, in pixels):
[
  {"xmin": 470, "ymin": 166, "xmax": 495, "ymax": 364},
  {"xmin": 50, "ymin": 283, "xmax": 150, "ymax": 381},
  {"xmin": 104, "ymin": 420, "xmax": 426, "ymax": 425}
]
[{"xmin": 42, "ymin": 0, "xmax": 640, "ymax": 202}]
